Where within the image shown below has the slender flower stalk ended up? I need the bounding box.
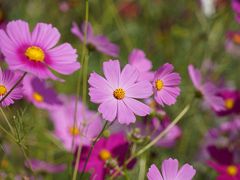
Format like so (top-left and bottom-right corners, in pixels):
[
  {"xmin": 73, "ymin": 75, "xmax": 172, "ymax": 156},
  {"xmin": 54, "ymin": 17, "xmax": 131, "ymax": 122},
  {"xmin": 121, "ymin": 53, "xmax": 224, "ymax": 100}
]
[
  {"xmin": 110, "ymin": 104, "xmax": 190, "ymax": 179},
  {"xmin": 78, "ymin": 121, "xmax": 108, "ymax": 179},
  {"xmin": 0, "ymin": 72, "xmax": 27, "ymax": 104},
  {"xmin": 71, "ymin": 0, "xmax": 89, "ymax": 177}
]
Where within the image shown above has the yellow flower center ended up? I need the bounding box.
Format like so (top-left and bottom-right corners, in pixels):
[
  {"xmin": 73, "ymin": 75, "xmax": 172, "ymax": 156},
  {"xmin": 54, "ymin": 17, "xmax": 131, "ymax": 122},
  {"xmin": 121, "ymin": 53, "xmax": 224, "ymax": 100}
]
[
  {"xmin": 227, "ymin": 165, "xmax": 238, "ymax": 176},
  {"xmin": 99, "ymin": 149, "xmax": 111, "ymax": 161},
  {"xmin": 155, "ymin": 80, "xmax": 164, "ymax": 91},
  {"xmin": 225, "ymin": 98, "xmax": 234, "ymax": 110},
  {"xmin": 113, "ymin": 88, "xmax": 125, "ymax": 100},
  {"xmin": 25, "ymin": 46, "xmax": 45, "ymax": 62},
  {"xmin": 33, "ymin": 92, "xmax": 44, "ymax": 102},
  {"xmin": 69, "ymin": 126, "xmax": 80, "ymax": 136},
  {"xmin": 233, "ymin": 34, "xmax": 240, "ymax": 44},
  {"xmin": 0, "ymin": 85, "xmax": 7, "ymax": 96}
]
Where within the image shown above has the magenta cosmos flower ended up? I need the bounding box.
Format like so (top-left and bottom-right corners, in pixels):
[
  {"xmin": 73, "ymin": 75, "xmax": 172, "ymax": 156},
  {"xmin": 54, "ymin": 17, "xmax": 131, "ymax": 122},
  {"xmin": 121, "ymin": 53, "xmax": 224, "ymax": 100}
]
[
  {"xmin": 50, "ymin": 96, "xmax": 102, "ymax": 151},
  {"xmin": 0, "ymin": 68, "xmax": 23, "ymax": 107},
  {"xmin": 77, "ymin": 133, "xmax": 134, "ymax": 180},
  {"xmin": 147, "ymin": 158, "xmax": 196, "ymax": 180},
  {"xmin": 188, "ymin": 64, "xmax": 225, "ymax": 111},
  {"xmin": 88, "ymin": 60, "xmax": 152, "ymax": 124},
  {"xmin": 232, "ymin": 0, "xmax": 240, "ymax": 23},
  {"xmin": 23, "ymin": 75, "xmax": 62, "ymax": 110},
  {"xmin": 208, "ymin": 161, "xmax": 240, "ymax": 180},
  {"xmin": 25, "ymin": 159, "xmax": 66, "ymax": 173},
  {"xmin": 0, "ymin": 20, "xmax": 80, "ymax": 80},
  {"xmin": 153, "ymin": 63, "xmax": 181, "ymax": 106},
  {"xmin": 225, "ymin": 31, "xmax": 240, "ymax": 57},
  {"xmin": 71, "ymin": 22, "xmax": 119, "ymax": 57},
  {"xmin": 215, "ymin": 89, "xmax": 240, "ymax": 116},
  {"xmin": 128, "ymin": 49, "xmax": 154, "ymax": 81}
]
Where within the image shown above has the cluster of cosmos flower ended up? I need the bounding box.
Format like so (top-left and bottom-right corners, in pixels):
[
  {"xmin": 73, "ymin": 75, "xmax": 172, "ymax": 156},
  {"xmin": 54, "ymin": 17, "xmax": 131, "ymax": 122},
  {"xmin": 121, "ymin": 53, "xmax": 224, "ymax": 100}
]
[{"xmin": 0, "ymin": 1, "xmax": 240, "ymax": 178}]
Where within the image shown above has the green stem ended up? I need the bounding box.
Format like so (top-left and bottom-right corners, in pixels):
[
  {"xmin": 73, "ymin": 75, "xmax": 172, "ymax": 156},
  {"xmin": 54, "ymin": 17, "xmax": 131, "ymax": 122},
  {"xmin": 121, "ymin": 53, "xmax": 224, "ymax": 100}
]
[
  {"xmin": 0, "ymin": 72, "xmax": 27, "ymax": 104},
  {"xmin": 79, "ymin": 121, "xmax": 108, "ymax": 179},
  {"xmin": 70, "ymin": 0, "xmax": 89, "ymax": 176},
  {"xmin": 138, "ymin": 153, "xmax": 147, "ymax": 180},
  {"xmin": 0, "ymin": 108, "xmax": 14, "ymax": 135}
]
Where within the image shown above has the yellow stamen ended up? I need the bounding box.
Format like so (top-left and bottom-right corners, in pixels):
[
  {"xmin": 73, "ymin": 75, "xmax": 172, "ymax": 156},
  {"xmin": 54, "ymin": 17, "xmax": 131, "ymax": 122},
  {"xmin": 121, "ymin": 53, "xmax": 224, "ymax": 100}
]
[
  {"xmin": 25, "ymin": 46, "xmax": 45, "ymax": 62},
  {"xmin": 0, "ymin": 85, "xmax": 7, "ymax": 96},
  {"xmin": 227, "ymin": 165, "xmax": 238, "ymax": 176},
  {"xmin": 225, "ymin": 98, "xmax": 234, "ymax": 110},
  {"xmin": 113, "ymin": 88, "xmax": 125, "ymax": 100},
  {"xmin": 233, "ymin": 34, "xmax": 240, "ymax": 44},
  {"xmin": 99, "ymin": 149, "xmax": 111, "ymax": 161},
  {"xmin": 33, "ymin": 92, "xmax": 44, "ymax": 102},
  {"xmin": 155, "ymin": 80, "xmax": 164, "ymax": 91},
  {"xmin": 69, "ymin": 126, "xmax": 80, "ymax": 136}
]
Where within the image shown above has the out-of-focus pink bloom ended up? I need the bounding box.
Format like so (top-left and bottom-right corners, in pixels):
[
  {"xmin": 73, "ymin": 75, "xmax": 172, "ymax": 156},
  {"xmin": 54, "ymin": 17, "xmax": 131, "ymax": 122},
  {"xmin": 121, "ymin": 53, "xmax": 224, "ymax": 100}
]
[
  {"xmin": 77, "ymin": 133, "xmax": 134, "ymax": 180},
  {"xmin": 88, "ymin": 60, "xmax": 152, "ymax": 125},
  {"xmin": 23, "ymin": 75, "xmax": 62, "ymax": 110},
  {"xmin": 128, "ymin": 49, "xmax": 154, "ymax": 81},
  {"xmin": 153, "ymin": 63, "xmax": 181, "ymax": 106},
  {"xmin": 71, "ymin": 22, "xmax": 119, "ymax": 57},
  {"xmin": 225, "ymin": 31, "xmax": 240, "ymax": 56},
  {"xmin": 50, "ymin": 96, "xmax": 102, "ymax": 151},
  {"xmin": 0, "ymin": 20, "xmax": 80, "ymax": 80},
  {"xmin": 202, "ymin": 119, "xmax": 240, "ymax": 165},
  {"xmin": 188, "ymin": 64, "xmax": 225, "ymax": 111},
  {"xmin": 215, "ymin": 89, "xmax": 240, "ymax": 116},
  {"xmin": 137, "ymin": 109, "xmax": 181, "ymax": 147},
  {"xmin": 232, "ymin": 0, "xmax": 240, "ymax": 23},
  {"xmin": 147, "ymin": 158, "xmax": 196, "ymax": 180},
  {"xmin": 25, "ymin": 159, "xmax": 66, "ymax": 173},
  {"xmin": 59, "ymin": 1, "xmax": 70, "ymax": 12},
  {"xmin": 208, "ymin": 161, "xmax": 240, "ymax": 180},
  {"xmin": 0, "ymin": 68, "xmax": 23, "ymax": 107}
]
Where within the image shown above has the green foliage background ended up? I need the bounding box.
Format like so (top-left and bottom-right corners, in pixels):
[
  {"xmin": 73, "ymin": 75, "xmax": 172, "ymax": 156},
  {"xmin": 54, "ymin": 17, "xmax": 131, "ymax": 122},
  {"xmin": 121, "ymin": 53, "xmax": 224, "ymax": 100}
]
[{"xmin": 0, "ymin": 0, "xmax": 239, "ymax": 179}]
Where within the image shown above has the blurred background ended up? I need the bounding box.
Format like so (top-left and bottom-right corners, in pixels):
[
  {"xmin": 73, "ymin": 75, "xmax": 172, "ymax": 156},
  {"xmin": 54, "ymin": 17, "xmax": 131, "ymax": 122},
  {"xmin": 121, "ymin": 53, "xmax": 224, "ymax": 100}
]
[{"xmin": 0, "ymin": 0, "xmax": 239, "ymax": 179}]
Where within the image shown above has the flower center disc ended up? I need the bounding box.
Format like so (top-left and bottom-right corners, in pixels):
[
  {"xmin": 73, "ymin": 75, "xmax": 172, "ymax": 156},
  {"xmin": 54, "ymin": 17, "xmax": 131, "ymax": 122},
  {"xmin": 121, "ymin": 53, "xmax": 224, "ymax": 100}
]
[
  {"xmin": 0, "ymin": 85, "xmax": 7, "ymax": 96},
  {"xmin": 99, "ymin": 149, "xmax": 111, "ymax": 161},
  {"xmin": 25, "ymin": 46, "xmax": 45, "ymax": 62},
  {"xmin": 33, "ymin": 92, "xmax": 44, "ymax": 102},
  {"xmin": 227, "ymin": 165, "xmax": 238, "ymax": 176},
  {"xmin": 225, "ymin": 98, "xmax": 234, "ymax": 110},
  {"xmin": 155, "ymin": 80, "xmax": 164, "ymax": 91},
  {"xmin": 113, "ymin": 88, "xmax": 125, "ymax": 100},
  {"xmin": 69, "ymin": 126, "xmax": 80, "ymax": 136}
]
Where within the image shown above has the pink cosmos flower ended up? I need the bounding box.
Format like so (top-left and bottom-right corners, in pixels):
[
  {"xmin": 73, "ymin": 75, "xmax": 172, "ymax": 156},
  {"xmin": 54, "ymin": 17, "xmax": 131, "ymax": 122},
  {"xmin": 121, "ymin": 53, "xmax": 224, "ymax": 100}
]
[
  {"xmin": 88, "ymin": 60, "xmax": 152, "ymax": 124},
  {"xmin": 208, "ymin": 161, "xmax": 240, "ymax": 180},
  {"xmin": 77, "ymin": 133, "xmax": 134, "ymax": 180},
  {"xmin": 188, "ymin": 64, "xmax": 225, "ymax": 111},
  {"xmin": 23, "ymin": 75, "xmax": 62, "ymax": 110},
  {"xmin": 147, "ymin": 158, "xmax": 196, "ymax": 180},
  {"xmin": 71, "ymin": 22, "xmax": 119, "ymax": 57},
  {"xmin": 225, "ymin": 31, "xmax": 240, "ymax": 57},
  {"xmin": 0, "ymin": 68, "xmax": 23, "ymax": 107},
  {"xmin": 25, "ymin": 159, "xmax": 66, "ymax": 173},
  {"xmin": 0, "ymin": 20, "xmax": 80, "ymax": 80},
  {"xmin": 215, "ymin": 89, "xmax": 240, "ymax": 116},
  {"xmin": 232, "ymin": 0, "xmax": 240, "ymax": 23},
  {"xmin": 50, "ymin": 96, "xmax": 102, "ymax": 151},
  {"xmin": 153, "ymin": 63, "xmax": 181, "ymax": 106},
  {"xmin": 128, "ymin": 49, "xmax": 154, "ymax": 81}
]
